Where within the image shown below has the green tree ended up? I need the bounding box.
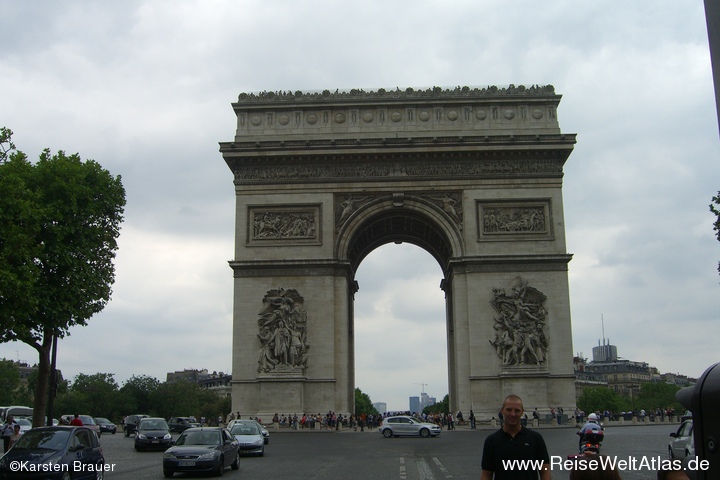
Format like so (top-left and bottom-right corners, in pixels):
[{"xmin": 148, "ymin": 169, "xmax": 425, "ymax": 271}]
[
  {"xmin": 423, "ymin": 394, "xmax": 449, "ymax": 415},
  {"xmin": 0, "ymin": 359, "xmax": 21, "ymax": 405},
  {"xmin": 710, "ymin": 192, "xmax": 720, "ymax": 274},
  {"xmin": 354, "ymin": 388, "xmax": 379, "ymax": 416},
  {"xmin": 150, "ymin": 381, "xmax": 207, "ymax": 419},
  {"xmin": 54, "ymin": 373, "xmax": 121, "ymax": 420},
  {"xmin": 119, "ymin": 375, "xmax": 161, "ymax": 415},
  {"xmin": 577, "ymin": 386, "xmax": 631, "ymax": 414},
  {"xmin": 635, "ymin": 382, "xmax": 683, "ymax": 413},
  {"xmin": 0, "ymin": 129, "xmax": 126, "ymax": 426}
]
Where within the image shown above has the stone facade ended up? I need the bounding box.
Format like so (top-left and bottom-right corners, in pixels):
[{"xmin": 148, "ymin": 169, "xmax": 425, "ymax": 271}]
[{"xmin": 220, "ymin": 85, "xmax": 577, "ymax": 419}]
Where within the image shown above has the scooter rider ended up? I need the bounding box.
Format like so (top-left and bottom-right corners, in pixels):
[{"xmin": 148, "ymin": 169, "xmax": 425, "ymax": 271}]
[{"xmin": 577, "ymin": 412, "xmax": 604, "ymax": 453}]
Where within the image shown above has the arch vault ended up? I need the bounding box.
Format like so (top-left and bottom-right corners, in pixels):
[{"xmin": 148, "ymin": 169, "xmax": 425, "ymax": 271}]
[{"xmin": 220, "ymin": 85, "xmax": 577, "ymax": 419}]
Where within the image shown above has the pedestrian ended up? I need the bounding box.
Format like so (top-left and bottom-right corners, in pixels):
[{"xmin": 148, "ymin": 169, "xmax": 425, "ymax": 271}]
[
  {"xmin": 70, "ymin": 414, "xmax": 83, "ymax": 426},
  {"xmin": 8, "ymin": 424, "xmax": 21, "ymax": 450},
  {"xmin": 480, "ymin": 394, "xmax": 551, "ymax": 480},
  {"xmin": 2, "ymin": 415, "xmax": 18, "ymax": 452},
  {"xmin": 469, "ymin": 410, "xmax": 476, "ymax": 429}
]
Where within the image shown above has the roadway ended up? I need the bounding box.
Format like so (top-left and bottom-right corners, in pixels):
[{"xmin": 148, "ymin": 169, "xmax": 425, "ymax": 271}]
[{"xmin": 100, "ymin": 423, "xmax": 681, "ymax": 480}]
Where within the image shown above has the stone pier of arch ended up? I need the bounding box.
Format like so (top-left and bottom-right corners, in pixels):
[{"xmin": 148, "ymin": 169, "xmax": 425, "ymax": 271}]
[{"xmin": 220, "ymin": 85, "xmax": 578, "ymax": 420}]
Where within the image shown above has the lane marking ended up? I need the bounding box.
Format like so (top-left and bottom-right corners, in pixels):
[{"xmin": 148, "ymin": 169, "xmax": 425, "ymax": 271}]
[
  {"xmin": 433, "ymin": 457, "xmax": 453, "ymax": 478},
  {"xmin": 399, "ymin": 456, "xmax": 406, "ymax": 480}
]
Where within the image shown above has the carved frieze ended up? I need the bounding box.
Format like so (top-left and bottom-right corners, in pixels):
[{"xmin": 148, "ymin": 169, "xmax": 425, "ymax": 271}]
[
  {"xmin": 233, "ymin": 157, "xmax": 564, "ymax": 184},
  {"xmin": 477, "ymin": 199, "xmax": 553, "ymax": 242},
  {"xmin": 257, "ymin": 288, "xmax": 310, "ymax": 375},
  {"xmin": 247, "ymin": 205, "xmax": 320, "ymax": 246},
  {"xmin": 489, "ymin": 277, "xmax": 548, "ymax": 367}
]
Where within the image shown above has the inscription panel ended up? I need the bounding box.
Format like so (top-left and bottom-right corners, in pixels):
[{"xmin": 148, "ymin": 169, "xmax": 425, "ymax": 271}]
[
  {"xmin": 477, "ymin": 199, "xmax": 553, "ymax": 242},
  {"xmin": 247, "ymin": 204, "xmax": 321, "ymax": 246}
]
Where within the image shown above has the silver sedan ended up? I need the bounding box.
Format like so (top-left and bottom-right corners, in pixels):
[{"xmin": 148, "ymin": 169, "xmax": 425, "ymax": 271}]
[{"xmin": 379, "ymin": 416, "xmax": 442, "ymax": 438}]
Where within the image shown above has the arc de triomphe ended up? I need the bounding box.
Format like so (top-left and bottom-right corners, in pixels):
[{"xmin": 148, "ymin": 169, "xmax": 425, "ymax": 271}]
[{"xmin": 220, "ymin": 85, "xmax": 577, "ymax": 419}]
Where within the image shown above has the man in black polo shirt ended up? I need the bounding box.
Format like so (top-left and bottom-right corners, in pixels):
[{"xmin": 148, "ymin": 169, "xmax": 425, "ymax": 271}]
[{"xmin": 481, "ymin": 394, "xmax": 551, "ymax": 480}]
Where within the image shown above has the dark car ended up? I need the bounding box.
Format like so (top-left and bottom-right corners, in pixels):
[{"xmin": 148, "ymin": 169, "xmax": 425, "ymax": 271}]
[
  {"xmin": 167, "ymin": 416, "xmax": 201, "ymax": 432},
  {"xmin": 0, "ymin": 426, "xmax": 106, "ymax": 479},
  {"xmin": 135, "ymin": 417, "xmax": 173, "ymax": 451},
  {"xmin": 162, "ymin": 427, "xmax": 240, "ymax": 477},
  {"xmin": 124, "ymin": 414, "xmax": 149, "ymax": 437},
  {"xmin": 95, "ymin": 417, "xmax": 117, "ymax": 434}
]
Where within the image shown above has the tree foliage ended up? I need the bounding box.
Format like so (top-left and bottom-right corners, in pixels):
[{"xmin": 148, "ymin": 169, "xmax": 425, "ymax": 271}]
[
  {"xmin": 0, "ymin": 128, "xmax": 126, "ymax": 426},
  {"xmin": 577, "ymin": 386, "xmax": 631, "ymax": 414},
  {"xmin": 0, "ymin": 359, "xmax": 21, "ymax": 405},
  {"xmin": 710, "ymin": 192, "xmax": 720, "ymax": 274},
  {"xmin": 119, "ymin": 375, "xmax": 161, "ymax": 415},
  {"xmin": 354, "ymin": 388, "xmax": 379, "ymax": 416},
  {"xmin": 634, "ymin": 382, "xmax": 683, "ymax": 413},
  {"xmin": 423, "ymin": 394, "xmax": 449, "ymax": 415}
]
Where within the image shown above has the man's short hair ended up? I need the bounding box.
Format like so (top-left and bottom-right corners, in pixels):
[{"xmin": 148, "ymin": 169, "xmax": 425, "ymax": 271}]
[{"xmin": 502, "ymin": 394, "xmax": 524, "ymax": 410}]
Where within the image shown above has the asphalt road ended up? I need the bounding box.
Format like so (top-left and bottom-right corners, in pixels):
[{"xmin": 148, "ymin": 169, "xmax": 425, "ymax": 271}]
[{"xmin": 100, "ymin": 423, "xmax": 683, "ymax": 480}]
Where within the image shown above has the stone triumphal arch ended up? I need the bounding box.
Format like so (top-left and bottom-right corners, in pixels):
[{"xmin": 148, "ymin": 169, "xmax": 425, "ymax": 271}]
[{"xmin": 220, "ymin": 85, "xmax": 577, "ymax": 419}]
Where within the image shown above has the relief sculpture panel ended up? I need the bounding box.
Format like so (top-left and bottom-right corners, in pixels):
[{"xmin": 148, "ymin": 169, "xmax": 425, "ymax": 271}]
[
  {"xmin": 489, "ymin": 277, "xmax": 549, "ymax": 367},
  {"xmin": 257, "ymin": 288, "xmax": 310, "ymax": 375},
  {"xmin": 248, "ymin": 205, "xmax": 320, "ymax": 246},
  {"xmin": 477, "ymin": 200, "xmax": 553, "ymax": 242}
]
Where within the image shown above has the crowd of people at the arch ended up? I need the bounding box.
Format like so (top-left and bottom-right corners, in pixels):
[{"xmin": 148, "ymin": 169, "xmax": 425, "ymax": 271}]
[{"xmin": 253, "ymin": 410, "xmax": 475, "ymax": 431}]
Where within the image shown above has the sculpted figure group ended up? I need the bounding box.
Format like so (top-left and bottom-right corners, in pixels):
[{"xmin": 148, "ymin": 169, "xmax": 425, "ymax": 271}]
[
  {"xmin": 489, "ymin": 278, "xmax": 549, "ymax": 366},
  {"xmin": 257, "ymin": 288, "xmax": 310, "ymax": 374}
]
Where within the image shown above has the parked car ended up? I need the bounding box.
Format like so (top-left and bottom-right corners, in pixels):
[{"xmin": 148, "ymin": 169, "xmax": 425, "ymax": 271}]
[
  {"xmin": 95, "ymin": 417, "xmax": 117, "ymax": 434},
  {"xmin": 135, "ymin": 417, "xmax": 173, "ymax": 451},
  {"xmin": 162, "ymin": 427, "xmax": 240, "ymax": 477},
  {"xmin": 669, "ymin": 419, "xmax": 694, "ymax": 460},
  {"xmin": 168, "ymin": 416, "xmax": 201, "ymax": 432},
  {"xmin": 379, "ymin": 415, "xmax": 442, "ymax": 438},
  {"xmin": 124, "ymin": 414, "xmax": 149, "ymax": 437},
  {"xmin": 61, "ymin": 414, "xmax": 101, "ymax": 437},
  {"xmin": 227, "ymin": 419, "xmax": 269, "ymax": 444},
  {"xmin": 0, "ymin": 426, "xmax": 105, "ymax": 479},
  {"xmin": 230, "ymin": 422, "xmax": 265, "ymax": 456}
]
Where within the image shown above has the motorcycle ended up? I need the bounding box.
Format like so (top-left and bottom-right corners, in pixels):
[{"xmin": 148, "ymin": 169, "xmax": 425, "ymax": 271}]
[{"xmin": 568, "ymin": 422, "xmax": 604, "ymax": 459}]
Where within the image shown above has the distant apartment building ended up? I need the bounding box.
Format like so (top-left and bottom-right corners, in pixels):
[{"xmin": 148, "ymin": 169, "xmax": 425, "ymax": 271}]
[
  {"xmin": 575, "ymin": 339, "xmax": 695, "ymax": 401},
  {"xmin": 373, "ymin": 402, "xmax": 387, "ymax": 414},
  {"xmin": 166, "ymin": 368, "xmax": 231, "ymax": 397}
]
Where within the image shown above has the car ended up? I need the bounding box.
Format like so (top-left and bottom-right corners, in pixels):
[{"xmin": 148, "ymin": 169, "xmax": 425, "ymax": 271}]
[
  {"xmin": 123, "ymin": 414, "xmax": 149, "ymax": 437},
  {"xmin": 95, "ymin": 417, "xmax": 117, "ymax": 434},
  {"xmin": 0, "ymin": 426, "xmax": 105, "ymax": 479},
  {"xmin": 230, "ymin": 422, "xmax": 265, "ymax": 456},
  {"xmin": 162, "ymin": 427, "xmax": 240, "ymax": 477},
  {"xmin": 15, "ymin": 417, "xmax": 32, "ymax": 434},
  {"xmin": 379, "ymin": 415, "xmax": 442, "ymax": 438},
  {"xmin": 227, "ymin": 419, "xmax": 269, "ymax": 444},
  {"xmin": 135, "ymin": 417, "xmax": 173, "ymax": 451},
  {"xmin": 168, "ymin": 416, "xmax": 201, "ymax": 432},
  {"xmin": 61, "ymin": 414, "xmax": 101, "ymax": 437},
  {"xmin": 669, "ymin": 419, "xmax": 694, "ymax": 460}
]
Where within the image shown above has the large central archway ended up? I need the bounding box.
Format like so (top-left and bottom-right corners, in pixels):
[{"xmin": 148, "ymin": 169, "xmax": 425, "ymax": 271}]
[{"xmin": 221, "ymin": 85, "xmax": 577, "ymax": 419}]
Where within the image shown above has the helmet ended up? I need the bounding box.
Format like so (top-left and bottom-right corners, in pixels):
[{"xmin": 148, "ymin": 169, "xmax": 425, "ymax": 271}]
[{"xmin": 588, "ymin": 413, "xmax": 598, "ymax": 422}]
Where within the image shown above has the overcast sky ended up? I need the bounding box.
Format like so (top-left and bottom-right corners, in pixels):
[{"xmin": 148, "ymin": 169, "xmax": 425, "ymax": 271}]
[{"xmin": 2, "ymin": 1, "xmax": 719, "ymax": 413}]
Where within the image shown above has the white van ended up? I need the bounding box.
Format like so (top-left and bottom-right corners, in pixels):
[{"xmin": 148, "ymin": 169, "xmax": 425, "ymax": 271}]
[{"xmin": 0, "ymin": 405, "xmax": 33, "ymax": 422}]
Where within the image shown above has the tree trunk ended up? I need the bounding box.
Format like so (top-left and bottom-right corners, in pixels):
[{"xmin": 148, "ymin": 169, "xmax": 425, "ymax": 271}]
[{"xmin": 31, "ymin": 331, "xmax": 52, "ymax": 428}]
